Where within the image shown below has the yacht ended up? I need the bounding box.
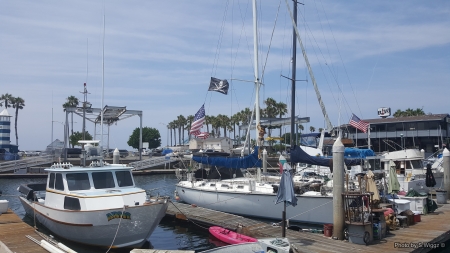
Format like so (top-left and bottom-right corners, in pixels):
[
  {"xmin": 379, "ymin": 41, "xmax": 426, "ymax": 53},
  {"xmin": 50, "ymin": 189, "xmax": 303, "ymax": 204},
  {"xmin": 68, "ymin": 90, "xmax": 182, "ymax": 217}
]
[{"xmin": 18, "ymin": 141, "xmax": 169, "ymax": 248}]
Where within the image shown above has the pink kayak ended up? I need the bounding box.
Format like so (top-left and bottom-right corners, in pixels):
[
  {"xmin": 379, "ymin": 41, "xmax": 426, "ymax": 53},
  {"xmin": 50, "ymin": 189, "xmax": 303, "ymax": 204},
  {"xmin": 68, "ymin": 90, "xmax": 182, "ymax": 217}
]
[{"xmin": 209, "ymin": 226, "xmax": 258, "ymax": 245}]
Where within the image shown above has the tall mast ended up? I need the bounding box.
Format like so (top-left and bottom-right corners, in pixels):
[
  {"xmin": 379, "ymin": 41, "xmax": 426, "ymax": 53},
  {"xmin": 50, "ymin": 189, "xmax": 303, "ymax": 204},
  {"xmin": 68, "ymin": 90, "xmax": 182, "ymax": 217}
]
[
  {"xmin": 290, "ymin": 1, "xmax": 297, "ymax": 148},
  {"xmin": 101, "ymin": 13, "xmax": 105, "ymax": 160},
  {"xmin": 252, "ymin": 0, "xmax": 261, "ymax": 144}
]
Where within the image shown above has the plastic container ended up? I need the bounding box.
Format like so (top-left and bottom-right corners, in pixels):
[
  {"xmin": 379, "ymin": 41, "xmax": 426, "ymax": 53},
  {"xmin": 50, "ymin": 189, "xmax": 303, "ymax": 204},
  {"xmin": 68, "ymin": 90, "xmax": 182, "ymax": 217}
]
[
  {"xmin": 436, "ymin": 190, "xmax": 447, "ymax": 204},
  {"xmin": 323, "ymin": 224, "xmax": 333, "ymax": 237},
  {"xmin": 0, "ymin": 200, "xmax": 9, "ymax": 213},
  {"xmin": 412, "ymin": 211, "xmax": 421, "ymax": 222}
]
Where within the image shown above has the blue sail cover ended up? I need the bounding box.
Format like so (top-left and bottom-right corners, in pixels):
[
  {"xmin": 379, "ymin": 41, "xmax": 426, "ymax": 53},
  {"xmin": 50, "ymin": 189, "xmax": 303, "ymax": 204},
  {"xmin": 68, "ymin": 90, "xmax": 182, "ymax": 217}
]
[
  {"xmin": 289, "ymin": 145, "xmax": 363, "ymax": 167},
  {"xmin": 192, "ymin": 146, "xmax": 262, "ymax": 169}
]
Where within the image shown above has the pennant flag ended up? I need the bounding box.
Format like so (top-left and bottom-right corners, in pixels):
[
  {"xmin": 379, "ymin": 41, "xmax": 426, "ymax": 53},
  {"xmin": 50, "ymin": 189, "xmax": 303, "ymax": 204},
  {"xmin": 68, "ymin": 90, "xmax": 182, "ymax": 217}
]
[
  {"xmin": 208, "ymin": 77, "xmax": 229, "ymax": 95},
  {"xmin": 197, "ymin": 132, "xmax": 210, "ymax": 139},
  {"xmin": 349, "ymin": 113, "xmax": 369, "ymax": 133},
  {"xmin": 190, "ymin": 104, "xmax": 205, "ymax": 136}
]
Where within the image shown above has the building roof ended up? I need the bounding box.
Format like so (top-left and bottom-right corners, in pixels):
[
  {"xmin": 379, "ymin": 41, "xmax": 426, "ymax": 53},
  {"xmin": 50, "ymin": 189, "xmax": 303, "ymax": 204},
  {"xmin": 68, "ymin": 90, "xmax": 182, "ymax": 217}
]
[
  {"xmin": 0, "ymin": 109, "xmax": 11, "ymax": 117},
  {"xmin": 340, "ymin": 114, "xmax": 449, "ymax": 127},
  {"xmin": 191, "ymin": 137, "xmax": 231, "ymax": 141}
]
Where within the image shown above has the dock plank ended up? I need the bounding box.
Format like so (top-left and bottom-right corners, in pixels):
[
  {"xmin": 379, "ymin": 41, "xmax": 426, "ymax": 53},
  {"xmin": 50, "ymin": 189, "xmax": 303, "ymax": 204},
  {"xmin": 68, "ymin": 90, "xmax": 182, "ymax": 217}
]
[
  {"xmin": 0, "ymin": 210, "xmax": 48, "ymax": 253},
  {"xmin": 167, "ymin": 201, "xmax": 450, "ymax": 253}
]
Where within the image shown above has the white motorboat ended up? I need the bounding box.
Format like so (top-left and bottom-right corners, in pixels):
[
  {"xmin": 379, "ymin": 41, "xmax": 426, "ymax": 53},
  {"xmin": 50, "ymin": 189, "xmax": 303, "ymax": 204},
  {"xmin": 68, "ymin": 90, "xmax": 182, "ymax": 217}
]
[
  {"xmin": 381, "ymin": 148, "xmax": 443, "ymax": 192},
  {"xmin": 19, "ymin": 141, "xmax": 169, "ymax": 249}
]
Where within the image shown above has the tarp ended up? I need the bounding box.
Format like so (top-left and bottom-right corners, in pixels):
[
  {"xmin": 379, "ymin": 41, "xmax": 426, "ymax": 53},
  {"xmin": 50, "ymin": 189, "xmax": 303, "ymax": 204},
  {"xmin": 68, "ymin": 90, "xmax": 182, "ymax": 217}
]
[
  {"xmin": 192, "ymin": 146, "xmax": 261, "ymax": 169},
  {"xmin": 289, "ymin": 145, "xmax": 363, "ymax": 168},
  {"xmin": 366, "ymin": 170, "xmax": 380, "ymax": 201},
  {"xmin": 275, "ymin": 163, "xmax": 298, "ymax": 207},
  {"xmin": 388, "ymin": 160, "xmax": 400, "ymax": 194},
  {"xmin": 344, "ymin": 148, "xmax": 375, "ymax": 158},
  {"xmin": 425, "ymin": 163, "xmax": 436, "ymax": 187}
]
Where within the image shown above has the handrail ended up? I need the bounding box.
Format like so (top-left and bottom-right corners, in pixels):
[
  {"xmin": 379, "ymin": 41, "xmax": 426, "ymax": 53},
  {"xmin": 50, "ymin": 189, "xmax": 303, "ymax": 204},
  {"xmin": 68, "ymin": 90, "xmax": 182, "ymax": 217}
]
[{"xmin": 0, "ymin": 155, "xmax": 54, "ymax": 173}]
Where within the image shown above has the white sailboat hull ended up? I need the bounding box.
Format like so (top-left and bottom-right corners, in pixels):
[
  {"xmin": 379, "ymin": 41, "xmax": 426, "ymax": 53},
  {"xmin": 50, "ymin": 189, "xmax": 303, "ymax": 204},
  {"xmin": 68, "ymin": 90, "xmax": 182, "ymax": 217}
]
[
  {"xmin": 20, "ymin": 197, "xmax": 168, "ymax": 248},
  {"xmin": 176, "ymin": 182, "xmax": 333, "ymax": 224}
]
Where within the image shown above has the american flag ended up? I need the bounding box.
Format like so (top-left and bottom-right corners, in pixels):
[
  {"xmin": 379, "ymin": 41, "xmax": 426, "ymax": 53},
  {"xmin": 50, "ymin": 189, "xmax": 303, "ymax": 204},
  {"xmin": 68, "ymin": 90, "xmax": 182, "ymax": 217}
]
[
  {"xmin": 197, "ymin": 132, "xmax": 210, "ymax": 139},
  {"xmin": 190, "ymin": 104, "xmax": 205, "ymax": 136},
  {"xmin": 349, "ymin": 113, "xmax": 369, "ymax": 133}
]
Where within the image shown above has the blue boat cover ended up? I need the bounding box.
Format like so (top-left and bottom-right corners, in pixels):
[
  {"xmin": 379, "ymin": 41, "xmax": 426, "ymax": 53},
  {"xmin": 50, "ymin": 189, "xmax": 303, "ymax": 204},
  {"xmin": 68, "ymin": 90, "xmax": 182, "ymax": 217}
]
[
  {"xmin": 192, "ymin": 146, "xmax": 262, "ymax": 169},
  {"xmin": 289, "ymin": 145, "xmax": 363, "ymax": 167},
  {"xmin": 344, "ymin": 148, "xmax": 375, "ymax": 158}
]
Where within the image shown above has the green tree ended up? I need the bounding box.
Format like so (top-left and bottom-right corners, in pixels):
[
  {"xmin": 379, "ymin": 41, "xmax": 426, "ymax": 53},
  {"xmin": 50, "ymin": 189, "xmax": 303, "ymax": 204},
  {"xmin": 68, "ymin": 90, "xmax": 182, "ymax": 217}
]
[
  {"xmin": 0, "ymin": 93, "xmax": 13, "ymax": 108},
  {"xmin": 309, "ymin": 126, "xmax": 316, "ymax": 133},
  {"xmin": 62, "ymin": 96, "xmax": 80, "ymax": 136},
  {"xmin": 11, "ymin": 96, "xmax": 25, "ymax": 145},
  {"xmin": 393, "ymin": 108, "xmax": 426, "ymax": 118},
  {"xmin": 69, "ymin": 131, "xmax": 93, "ymax": 148},
  {"xmin": 177, "ymin": 115, "xmax": 187, "ymax": 145},
  {"xmin": 127, "ymin": 127, "xmax": 161, "ymax": 150}
]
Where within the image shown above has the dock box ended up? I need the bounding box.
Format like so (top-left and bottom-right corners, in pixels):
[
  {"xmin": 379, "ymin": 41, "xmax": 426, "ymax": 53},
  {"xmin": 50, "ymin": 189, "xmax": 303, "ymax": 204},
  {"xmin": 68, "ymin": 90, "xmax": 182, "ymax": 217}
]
[{"xmin": 0, "ymin": 200, "xmax": 9, "ymax": 213}]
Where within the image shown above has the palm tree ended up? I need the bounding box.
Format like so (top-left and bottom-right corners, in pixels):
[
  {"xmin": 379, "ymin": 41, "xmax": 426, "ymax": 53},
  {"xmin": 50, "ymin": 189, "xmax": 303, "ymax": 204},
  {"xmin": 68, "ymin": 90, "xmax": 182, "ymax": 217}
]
[
  {"xmin": 309, "ymin": 126, "xmax": 316, "ymax": 133},
  {"xmin": 168, "ymin": 121, "xmax": 175, "ymax": 146},
  {"xmin": 276, "ymin": 101, "xmax": 288, "ymax": 137},
  {"xmin": 231, "ymin": 113, "xmax": 240, "ymax": 142},
  {"xmin": 177, "ymin": 115, "xmax": 187, "ymax": 145},
  {"xmin": 11, "ymin": 96, "xmax": 25, "ymax": 145},
  {"xmin": 185, "ymin": 115, "xmax": 194, "ymax": 139},
  {"xmin": 0, "ymin": 93, "xmax": 13, "ymax": 109},
  {"xmin": 62, "ymin": 96, "xmax": 79, "ymax": 136}
]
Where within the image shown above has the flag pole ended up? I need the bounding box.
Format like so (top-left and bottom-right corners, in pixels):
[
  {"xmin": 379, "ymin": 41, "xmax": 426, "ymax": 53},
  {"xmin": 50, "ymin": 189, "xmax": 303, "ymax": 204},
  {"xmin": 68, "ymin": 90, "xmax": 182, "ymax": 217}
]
[{"xmin": 368, "ymin": 124, "xmax": 371, "ymax": 149}]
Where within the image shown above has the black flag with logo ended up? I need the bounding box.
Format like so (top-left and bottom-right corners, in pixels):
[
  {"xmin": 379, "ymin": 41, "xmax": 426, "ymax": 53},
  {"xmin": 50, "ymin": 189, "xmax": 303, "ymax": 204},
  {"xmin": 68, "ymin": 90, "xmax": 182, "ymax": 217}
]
[{"xmin": 208, "ymin": 77, "xmax": 229, "ymax": 95}]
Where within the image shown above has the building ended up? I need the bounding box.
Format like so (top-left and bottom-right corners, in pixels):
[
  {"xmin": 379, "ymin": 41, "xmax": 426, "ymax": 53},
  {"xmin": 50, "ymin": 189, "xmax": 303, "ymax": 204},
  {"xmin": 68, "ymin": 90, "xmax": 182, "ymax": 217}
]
[
  {"xmin": 340, "ymin": 113, "xmax": 450, "ymax": 156},
  {"xmin": 189, "ymin": 137, "xmax": 233, "ymax": 153}
]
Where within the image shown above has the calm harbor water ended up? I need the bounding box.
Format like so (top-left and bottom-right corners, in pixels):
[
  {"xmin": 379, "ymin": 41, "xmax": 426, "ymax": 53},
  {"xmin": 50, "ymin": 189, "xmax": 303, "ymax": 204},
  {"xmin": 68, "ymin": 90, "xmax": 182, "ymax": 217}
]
[{"xmin": 0, "ymin": 174, "xmax": 216, "ymax": 253}]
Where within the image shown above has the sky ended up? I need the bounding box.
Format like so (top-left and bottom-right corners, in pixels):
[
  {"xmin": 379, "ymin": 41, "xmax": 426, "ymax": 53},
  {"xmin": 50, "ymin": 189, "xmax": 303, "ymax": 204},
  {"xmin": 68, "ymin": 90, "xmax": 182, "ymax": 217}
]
[{"xmin": 1, "ymin": 0, "xmax": 449, "ymax": 151}]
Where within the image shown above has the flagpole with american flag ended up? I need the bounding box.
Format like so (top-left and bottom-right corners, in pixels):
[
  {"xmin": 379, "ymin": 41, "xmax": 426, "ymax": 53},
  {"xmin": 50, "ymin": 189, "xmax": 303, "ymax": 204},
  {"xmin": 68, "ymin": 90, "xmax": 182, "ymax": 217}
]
[
  {"xmin": 349, "ymin": 113, "xmax": 369, "ymax": 147},
  {"xmin": 190, "ymin": 104, "xmax": 210, "ymax": 139}
]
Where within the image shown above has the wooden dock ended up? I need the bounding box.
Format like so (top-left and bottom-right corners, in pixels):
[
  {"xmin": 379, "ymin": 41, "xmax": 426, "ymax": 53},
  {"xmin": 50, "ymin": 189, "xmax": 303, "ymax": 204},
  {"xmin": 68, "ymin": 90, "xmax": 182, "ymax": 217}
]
[
  {"xmin": 0, "ymin": 209, "xmax": 48, "ymax": 253},
  {"xmin": 166, "ymin": 200, "xmax": 450, "ymax": 253}
]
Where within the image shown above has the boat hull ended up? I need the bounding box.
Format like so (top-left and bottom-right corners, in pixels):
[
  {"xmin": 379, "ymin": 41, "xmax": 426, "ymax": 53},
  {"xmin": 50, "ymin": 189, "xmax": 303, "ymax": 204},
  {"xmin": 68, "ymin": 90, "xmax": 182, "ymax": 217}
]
[
  {"xmin": 19, "ymin": 197, "xmax": 168, "ymax": 248},
  {"xmin": 176, "ymin": 183, "xmax": 333, "ymax": 224}
]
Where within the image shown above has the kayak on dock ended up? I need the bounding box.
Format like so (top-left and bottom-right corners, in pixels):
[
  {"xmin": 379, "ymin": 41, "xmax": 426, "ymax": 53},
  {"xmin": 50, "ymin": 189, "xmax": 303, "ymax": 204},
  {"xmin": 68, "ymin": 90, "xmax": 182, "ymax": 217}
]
[{"xmin": 208, "ymin": 226, "xmax": 257, "ymax": 245}]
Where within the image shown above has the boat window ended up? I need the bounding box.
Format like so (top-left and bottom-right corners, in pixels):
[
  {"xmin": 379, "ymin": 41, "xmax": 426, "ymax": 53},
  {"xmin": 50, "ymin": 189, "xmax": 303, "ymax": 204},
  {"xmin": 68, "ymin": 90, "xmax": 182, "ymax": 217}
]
[
  {"xmin": 48, "ymin": 173, "xmax": 55, "ymax": 189},
  {"xmin": 237, "ymin": 185, "xmax": 244, "ymax": 189},
  {"xmin": 210, "ymin": 184, "xmax": 216, "ymax": 187},
  {"xmin": 55, "ymin": 173, "xmax": 64, "ymax": 191},
  {"xmin": 64, "ymin": 196, "xmax": 81, "ymax": 210},
  {"xmin": 92, "ymin": 172, "xmax": 115, "ymax": 189},
  {"xmin": 221, "ymin": 184, "xmax": 229, "ymax": 188},
  {"xmin": 115, "ymin": 171, "xmax": 133, "ymax": 187},
  {"xmin": 66, "ymin": 173, "xmax": 91, "ymax": 191}
]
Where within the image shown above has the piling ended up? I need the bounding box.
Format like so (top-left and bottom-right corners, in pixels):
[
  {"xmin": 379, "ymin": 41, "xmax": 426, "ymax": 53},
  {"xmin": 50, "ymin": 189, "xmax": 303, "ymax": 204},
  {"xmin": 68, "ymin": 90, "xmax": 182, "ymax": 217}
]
[
  {"xmin": 113, "ymin": 148, "xmax": 120, "ymax": 164},
  {"xmin": 443, "ymin": 148, "xmax": 450, "ymax": 199},
  {"xmin": 332, "ymin": 136, "xmax": 345, "ymax": 239},
  {"xmin": 262, "ymin": 148, "xmax": 267, "ymax": 174}
]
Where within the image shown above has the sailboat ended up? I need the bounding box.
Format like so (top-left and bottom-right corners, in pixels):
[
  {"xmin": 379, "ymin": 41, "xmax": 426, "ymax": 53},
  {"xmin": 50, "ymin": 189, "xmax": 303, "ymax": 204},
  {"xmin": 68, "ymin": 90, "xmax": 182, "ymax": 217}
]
[
  {"xmin": 176, "ymin": 0, "xmax": 338, "ymax": 225},
  {"xmin": 18, "ymin": 17, "xmax": 169, "ymax": 249}
]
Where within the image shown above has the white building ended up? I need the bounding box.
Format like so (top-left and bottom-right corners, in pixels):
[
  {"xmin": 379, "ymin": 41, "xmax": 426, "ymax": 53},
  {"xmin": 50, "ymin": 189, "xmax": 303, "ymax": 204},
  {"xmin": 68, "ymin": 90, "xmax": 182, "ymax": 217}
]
[{"xmin": 189, "ymin": 137, "xmax": 232, "ymax": 153}]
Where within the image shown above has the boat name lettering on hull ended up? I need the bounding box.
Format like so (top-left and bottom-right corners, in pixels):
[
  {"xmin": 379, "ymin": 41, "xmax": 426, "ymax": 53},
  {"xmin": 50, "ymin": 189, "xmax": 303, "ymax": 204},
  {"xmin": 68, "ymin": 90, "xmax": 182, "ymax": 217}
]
[{"xmin": 106, "ymin": 211, "xmax": 131, "ymax": 221}]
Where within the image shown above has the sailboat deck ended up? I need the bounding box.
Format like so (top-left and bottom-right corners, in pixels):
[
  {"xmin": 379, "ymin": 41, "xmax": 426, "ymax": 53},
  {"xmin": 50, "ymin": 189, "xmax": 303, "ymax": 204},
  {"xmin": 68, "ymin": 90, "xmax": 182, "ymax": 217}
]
[{"xmin": 167, "ymin": 200, "xmax": 450, "ymax": 252}]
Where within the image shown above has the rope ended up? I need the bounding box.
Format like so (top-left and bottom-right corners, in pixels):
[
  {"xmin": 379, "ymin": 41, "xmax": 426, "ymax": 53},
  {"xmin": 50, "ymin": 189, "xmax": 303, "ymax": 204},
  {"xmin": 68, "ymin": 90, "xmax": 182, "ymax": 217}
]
[
  {"xmin": 105, "ymin": 205, "xmax": 126, "ymax": 253},
  {"xmin": 286, "ymin": 199, "xmax": 333, "ymax": 220},
  {"xmin": 169, "ymin": 200, "xmax": 209, "ymax": 230}
]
